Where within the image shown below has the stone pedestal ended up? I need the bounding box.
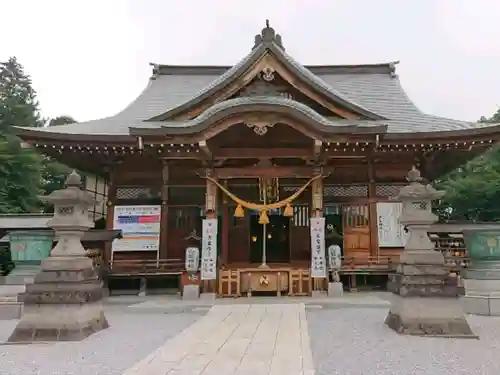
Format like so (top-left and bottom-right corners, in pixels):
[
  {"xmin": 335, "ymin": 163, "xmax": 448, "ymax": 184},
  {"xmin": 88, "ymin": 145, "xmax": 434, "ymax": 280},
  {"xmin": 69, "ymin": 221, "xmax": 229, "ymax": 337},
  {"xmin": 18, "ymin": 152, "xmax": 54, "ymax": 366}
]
[
  {"xmin": 182, "ymin": 284, "xmax": 200, "ymax": 300},
  {"xmin": 462, "ymin": 279, "xmax": 500, "ymax": 316},
  {"xmin": 386, "ymin": 262, "xmax": 474, "ymax": 337},
  {"xmin": 8, "ymin": 255, "xmax": 108, "ymax": 342},
  {"xmin": 327, "ymin": 282, "xmax": 343, "ymax": 297},
  {"xmin": 7, "ymin": 171, "xmax": 109, "ymax": 342},
  {"xmin": 462, "ymin": 229, "xmax": 500, "ymax": 316},
  {"xmin": 384, "ymin": 167, "xmax": 474, "ymax": 338}
]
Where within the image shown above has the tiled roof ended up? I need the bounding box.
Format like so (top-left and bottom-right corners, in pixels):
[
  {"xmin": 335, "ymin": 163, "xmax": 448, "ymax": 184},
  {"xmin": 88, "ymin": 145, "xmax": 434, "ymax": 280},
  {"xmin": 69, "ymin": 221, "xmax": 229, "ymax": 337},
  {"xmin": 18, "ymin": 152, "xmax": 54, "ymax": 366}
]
[{"xmin": 18, "ymin": 25, "xmax": 494, "ymax": 137}]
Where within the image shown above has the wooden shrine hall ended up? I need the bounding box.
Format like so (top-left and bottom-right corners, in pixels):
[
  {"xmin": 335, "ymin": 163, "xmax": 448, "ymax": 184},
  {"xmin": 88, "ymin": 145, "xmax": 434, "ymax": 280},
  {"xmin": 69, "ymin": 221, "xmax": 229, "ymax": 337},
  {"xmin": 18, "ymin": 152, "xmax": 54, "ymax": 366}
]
[{"xmin": 14, "ymin": 21, "xmax": 500, "ymax": 297}]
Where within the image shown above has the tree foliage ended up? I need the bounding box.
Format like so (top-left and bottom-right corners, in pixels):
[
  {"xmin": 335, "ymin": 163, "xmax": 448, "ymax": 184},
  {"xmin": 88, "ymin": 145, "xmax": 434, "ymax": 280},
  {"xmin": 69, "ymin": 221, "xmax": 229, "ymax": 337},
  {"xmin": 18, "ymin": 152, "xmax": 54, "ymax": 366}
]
[
  {"xmin": 0, "ymin": 57, "xmax": 43, "ymax": 132},
  {"xmin": 0, "ymin": 57, "xmax": 44, "ymax": 213},
  {"xmin": 435, "ymin": 107, "xmax": 500, "ymax": 222},
  {"xmin": 49, "ymin": 115, "xmax": 76, "ymax": 126},
  {"xmin": 0, "ymin": 57, "xmax": 75, "ymax": 213},
  {"xmin": 41, "ymin": 116, "xmax": 75, "ymax": 210}
]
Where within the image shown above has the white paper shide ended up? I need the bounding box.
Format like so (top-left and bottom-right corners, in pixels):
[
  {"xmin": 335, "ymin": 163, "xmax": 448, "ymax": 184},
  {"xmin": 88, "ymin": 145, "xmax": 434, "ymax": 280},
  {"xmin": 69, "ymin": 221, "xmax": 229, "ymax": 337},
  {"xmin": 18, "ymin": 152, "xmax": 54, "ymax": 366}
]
[
  {"xmin": 201, "ymin": 219, "xmax": 218, "ymax": 280},
  {"xmin": 310, "ymin": 217, "xmax": 327, "ymax": 278}
]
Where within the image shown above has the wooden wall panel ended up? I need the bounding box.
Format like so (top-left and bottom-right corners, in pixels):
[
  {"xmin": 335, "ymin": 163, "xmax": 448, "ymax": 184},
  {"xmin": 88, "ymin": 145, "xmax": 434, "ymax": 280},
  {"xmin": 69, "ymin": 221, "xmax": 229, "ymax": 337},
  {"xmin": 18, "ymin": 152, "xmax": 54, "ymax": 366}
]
[{"xmin": 342, "ymin": 203, "xmax": 371, "ymax": 259}]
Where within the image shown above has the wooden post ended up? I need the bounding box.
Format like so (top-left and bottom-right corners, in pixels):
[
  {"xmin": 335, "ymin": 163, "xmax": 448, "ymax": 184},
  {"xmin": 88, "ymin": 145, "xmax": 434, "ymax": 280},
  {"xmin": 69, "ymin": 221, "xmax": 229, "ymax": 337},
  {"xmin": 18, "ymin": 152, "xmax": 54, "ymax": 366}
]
[
  {"xmin": 160, "ymin": 161, "xmax": 169, "ymax": 260},
  {"xmin": 104, "ymin": 167, "xmax": 117, "ymax": 267},
  {"xmin": 103, "ymin": 167, "xmax": 117, "ymax": 294},
  {"xmin": 367, "ymin": 156, "xmax": 379, "ymax": 258},
  {"xmin": 221, "ymin": 180, "xmax": 229, "ymax": 266}
]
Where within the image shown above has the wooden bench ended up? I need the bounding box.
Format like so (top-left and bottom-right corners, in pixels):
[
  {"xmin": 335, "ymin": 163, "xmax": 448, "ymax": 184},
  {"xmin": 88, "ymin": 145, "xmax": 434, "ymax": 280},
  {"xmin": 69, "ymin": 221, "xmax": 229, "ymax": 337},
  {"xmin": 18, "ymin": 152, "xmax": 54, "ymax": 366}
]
[{"xmin": 107, "ymin": 259, "xmax": 184, "ymax": 295}]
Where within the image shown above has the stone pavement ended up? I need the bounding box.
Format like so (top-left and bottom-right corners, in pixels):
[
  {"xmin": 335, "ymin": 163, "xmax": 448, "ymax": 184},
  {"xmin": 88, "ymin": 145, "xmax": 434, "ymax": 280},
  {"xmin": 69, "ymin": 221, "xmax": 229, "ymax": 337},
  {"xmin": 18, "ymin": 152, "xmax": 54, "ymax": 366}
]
[{"xmin": 123, "ymin": 303, "xmax": 314, "ymax": 375}]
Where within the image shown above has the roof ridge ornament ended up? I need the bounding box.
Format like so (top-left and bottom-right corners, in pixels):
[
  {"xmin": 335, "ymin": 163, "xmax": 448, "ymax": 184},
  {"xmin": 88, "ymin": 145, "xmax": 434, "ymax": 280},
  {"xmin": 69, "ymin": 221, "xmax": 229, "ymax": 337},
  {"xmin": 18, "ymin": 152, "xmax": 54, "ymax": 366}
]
[{"xmin": 253, "ymin": 19, "xmax": 285, "ymax": 51}]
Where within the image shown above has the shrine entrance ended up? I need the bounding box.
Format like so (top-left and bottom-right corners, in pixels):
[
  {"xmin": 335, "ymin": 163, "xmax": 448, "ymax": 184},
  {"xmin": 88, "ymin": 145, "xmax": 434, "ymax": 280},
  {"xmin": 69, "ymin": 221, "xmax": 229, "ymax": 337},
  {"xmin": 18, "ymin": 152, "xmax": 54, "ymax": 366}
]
[{"xmin": 249, "ymin": 213, "xmax": 290, "ymax": 264}]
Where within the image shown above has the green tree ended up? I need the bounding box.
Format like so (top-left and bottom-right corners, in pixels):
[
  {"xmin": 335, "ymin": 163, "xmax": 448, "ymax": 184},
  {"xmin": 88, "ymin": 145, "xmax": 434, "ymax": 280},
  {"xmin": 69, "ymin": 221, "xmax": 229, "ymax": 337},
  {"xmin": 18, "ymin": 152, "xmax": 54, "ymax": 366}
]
[
  {"xmin": 0, "ymin": 135, "xmax": 42, "ymax": 213},
  {"xmin": 0, "ymin": 57, "xmax": 43, "ymax": 132},
  {"xmin": 41, "ymin": 115, "xmax": 76, "ymax": 209},
  {"xmin": 48, "ymin": 115, "xmax": 76, "ymax": 126},
  {"xmin": 0, "ymin": 57, "xmax": 44, "ymax": 213},
  {"xmin": 435, "ymin": 108, "xmax": 500, "ymax": 222}
]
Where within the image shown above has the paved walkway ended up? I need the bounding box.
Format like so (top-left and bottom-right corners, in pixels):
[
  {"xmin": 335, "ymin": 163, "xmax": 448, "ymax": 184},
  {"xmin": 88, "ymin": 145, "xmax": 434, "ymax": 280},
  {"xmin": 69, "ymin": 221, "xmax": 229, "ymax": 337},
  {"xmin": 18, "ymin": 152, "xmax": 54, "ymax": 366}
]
[{"xmin": 123, "ymin": 303, "xmax": 314, "ymax": 375}]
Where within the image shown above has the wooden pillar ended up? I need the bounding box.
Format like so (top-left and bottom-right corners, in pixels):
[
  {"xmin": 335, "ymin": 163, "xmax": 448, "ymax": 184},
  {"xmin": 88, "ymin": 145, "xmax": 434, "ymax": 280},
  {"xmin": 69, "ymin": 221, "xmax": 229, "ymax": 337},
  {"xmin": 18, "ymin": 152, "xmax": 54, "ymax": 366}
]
[
  {"xmin": 160, "ymin": 161, "xmax": 169, "ymax": 260},
  {"xmin": 367, "ymin": 156, "xmax": 379, "ymax": 258},
  {"xmin": 311, "ymin": 167, "xmax": 324, "ymax": 215},
  {"xmin": 221, "ymin": 180, "xmax": 229, "ymax": 266},
  {"xmin": 104, "ymin": 167, "xmax": 117, "ymax": 267}
]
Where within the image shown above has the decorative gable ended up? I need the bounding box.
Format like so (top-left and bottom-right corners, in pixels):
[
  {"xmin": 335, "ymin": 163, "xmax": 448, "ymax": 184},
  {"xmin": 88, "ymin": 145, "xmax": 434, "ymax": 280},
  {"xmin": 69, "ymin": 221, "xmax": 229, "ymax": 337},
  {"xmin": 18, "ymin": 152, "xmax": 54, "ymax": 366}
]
[{"xmin": 147, "ymin": 21, "xmax": 386, "ymax": 122}]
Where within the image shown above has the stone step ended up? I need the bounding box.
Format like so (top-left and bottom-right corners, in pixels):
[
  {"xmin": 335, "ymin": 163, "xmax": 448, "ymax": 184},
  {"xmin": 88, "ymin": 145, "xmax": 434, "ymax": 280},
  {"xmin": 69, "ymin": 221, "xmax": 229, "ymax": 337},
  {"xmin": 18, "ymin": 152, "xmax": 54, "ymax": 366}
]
[{"xmin": 0, "ymin": 301, "xmax": 22, "ymax": 320}]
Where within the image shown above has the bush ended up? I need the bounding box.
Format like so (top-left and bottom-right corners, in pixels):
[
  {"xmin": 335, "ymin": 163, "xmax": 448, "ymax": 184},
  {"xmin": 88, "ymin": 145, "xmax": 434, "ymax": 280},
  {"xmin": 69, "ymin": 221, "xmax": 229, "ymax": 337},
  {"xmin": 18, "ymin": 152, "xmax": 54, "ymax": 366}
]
[{"xmin": 0, "ymin": 246, "xmax": 15, "ymax": 276}]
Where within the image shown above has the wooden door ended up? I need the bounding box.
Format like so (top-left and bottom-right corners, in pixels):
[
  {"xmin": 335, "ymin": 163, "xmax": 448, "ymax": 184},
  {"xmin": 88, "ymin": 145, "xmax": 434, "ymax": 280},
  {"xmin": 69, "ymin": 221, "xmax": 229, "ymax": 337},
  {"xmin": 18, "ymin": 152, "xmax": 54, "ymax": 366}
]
[
  {"xmin": 167, "ymin": 207, "xmax": 202, "ymax": 260},
  {"xmin": 228, "ymin": 207, "xmax": 250, "ymax": 264},
  {"xmin": 342, "ymin": 204, "xmax": 370, "ymax": 260}
]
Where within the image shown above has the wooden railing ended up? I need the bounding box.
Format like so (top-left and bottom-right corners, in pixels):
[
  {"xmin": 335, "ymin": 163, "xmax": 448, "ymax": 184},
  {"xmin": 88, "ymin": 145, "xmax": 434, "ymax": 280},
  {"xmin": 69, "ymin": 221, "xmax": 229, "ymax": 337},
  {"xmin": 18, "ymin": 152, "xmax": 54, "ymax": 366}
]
[
  {"xmin": 338, "ymin": 255, "xmax": 470, "ymax": 276},
  {"xmin": 107, "ymin": 259, "xmax": 184, "ymax": 277},
  {"xmin": 340, "ymin": 256, "xmax": 399, "ymax": 274}
]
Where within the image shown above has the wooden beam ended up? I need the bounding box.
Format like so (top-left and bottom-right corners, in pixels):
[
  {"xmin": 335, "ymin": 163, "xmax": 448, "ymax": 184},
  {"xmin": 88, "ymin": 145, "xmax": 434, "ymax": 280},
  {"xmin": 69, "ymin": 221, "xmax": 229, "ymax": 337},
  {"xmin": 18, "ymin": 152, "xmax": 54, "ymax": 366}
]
[
  {"xmin": 200, "ymin": 166, "xmax": 332, "ymax": 179},
  {"xmin": 214, "ymin": 148, "xmax": 312, "ymax": 159},
  {"xmin": 367, "ymin": 156, "xmax": 379, "ymax": 258},
  {"xmin": 313, "ymin": 139, "xmax": 323, "ymax": 162},
  {"xmin": 198, "ymin": 140, "xmax": 212, "ymax": 160}
]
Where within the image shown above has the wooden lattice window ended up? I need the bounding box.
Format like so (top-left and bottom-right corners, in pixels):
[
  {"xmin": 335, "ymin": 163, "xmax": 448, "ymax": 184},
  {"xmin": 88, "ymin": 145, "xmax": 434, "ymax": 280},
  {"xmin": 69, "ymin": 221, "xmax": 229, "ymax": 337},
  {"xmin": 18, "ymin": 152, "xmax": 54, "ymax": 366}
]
[
  {"xmin": 376, "ymin": 184, "xmax": 404, "ymax": 198},
  {"xmin": 115, "ymin": 187, "xmax": 160, "ymax": 200},
  {"xmin": 168, "ymin": 207, "xmax": 202, "ymax": 229},
  {"xmin": 292, "ymin": 204, "xmax": 310, "ymax": 227},
  {"xmin": 324, "ymin": 185, "xmax": 368, "ymax": 197},
  {"xmin": 343, "ymin": 204, "xmax": 369, "ymax": 227}
]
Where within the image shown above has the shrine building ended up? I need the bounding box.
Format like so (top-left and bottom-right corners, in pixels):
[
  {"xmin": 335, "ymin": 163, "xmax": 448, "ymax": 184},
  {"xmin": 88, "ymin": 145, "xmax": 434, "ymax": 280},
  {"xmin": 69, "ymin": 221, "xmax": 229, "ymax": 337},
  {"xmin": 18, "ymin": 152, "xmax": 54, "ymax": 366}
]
[{"xmin": 14, "ymin": 22, "xmax": 500, "ymax": 296}]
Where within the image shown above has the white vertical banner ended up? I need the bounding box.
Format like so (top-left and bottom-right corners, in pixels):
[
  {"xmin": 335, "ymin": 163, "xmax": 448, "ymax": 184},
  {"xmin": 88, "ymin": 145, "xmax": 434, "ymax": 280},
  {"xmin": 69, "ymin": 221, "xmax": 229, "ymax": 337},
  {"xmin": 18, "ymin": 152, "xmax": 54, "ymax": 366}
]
[
  {"xmin": 310, "ymin": 217, "xmax": 327, "ymax": 278},
  {"xmin": 201, "ymin": 218, "xmax": 218, "ymax": 280}
]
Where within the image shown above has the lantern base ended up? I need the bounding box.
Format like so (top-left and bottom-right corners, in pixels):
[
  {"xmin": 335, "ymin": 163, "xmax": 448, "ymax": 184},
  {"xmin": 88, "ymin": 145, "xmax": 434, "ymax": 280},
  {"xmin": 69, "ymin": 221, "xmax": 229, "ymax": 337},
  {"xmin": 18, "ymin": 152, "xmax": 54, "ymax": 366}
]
[
  {"xmin": 385, "ymin": 296, "xmax": 477, "ymax": 338},
  {"xmin": 385, "ymin": 263, "xmax": 475, "ymax": 338},
  {"xmin": 7, "ymin": 256, "xmax": 109, "ymax": 343}
]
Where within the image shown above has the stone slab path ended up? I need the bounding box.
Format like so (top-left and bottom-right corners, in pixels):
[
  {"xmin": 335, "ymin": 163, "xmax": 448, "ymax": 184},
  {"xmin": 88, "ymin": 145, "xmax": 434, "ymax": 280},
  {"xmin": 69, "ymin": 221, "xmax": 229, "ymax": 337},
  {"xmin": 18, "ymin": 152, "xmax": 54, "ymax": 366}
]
[{"xmin": 123, "ymin": 303, "xmax": 314, "ymax": 375}]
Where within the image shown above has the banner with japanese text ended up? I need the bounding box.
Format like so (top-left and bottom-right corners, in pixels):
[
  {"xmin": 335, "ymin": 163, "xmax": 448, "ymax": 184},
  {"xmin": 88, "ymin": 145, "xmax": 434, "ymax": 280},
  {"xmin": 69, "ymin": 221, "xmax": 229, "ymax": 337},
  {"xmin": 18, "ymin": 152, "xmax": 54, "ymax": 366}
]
[
  {"xmin": 310, "ymin": 217, "xmax": 327, "ymax": 278},
  {"xmin": 201, "ymin": 218, "xmax": 218, "ymax": 280}
]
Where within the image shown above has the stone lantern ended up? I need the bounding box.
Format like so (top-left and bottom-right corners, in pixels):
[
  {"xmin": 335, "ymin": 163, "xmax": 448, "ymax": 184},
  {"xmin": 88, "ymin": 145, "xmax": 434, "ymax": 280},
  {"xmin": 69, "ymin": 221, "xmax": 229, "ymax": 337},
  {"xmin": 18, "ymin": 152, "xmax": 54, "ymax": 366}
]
[
  {"xmin": 8, "ymin": 171, "xmax": 109, "ymax": 342},
  {"xmin": 384, "ymin": 167, "xmax": 475, "ymax": 337}
]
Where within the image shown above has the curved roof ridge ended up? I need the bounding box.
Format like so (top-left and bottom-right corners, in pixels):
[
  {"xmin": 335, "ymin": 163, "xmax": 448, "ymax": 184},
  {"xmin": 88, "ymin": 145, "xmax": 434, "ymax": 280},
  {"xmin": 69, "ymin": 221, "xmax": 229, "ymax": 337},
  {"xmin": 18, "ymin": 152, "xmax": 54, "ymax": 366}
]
[{"xmin": 157, "ymin": 96, "xmax": 377, "ymax": 129}]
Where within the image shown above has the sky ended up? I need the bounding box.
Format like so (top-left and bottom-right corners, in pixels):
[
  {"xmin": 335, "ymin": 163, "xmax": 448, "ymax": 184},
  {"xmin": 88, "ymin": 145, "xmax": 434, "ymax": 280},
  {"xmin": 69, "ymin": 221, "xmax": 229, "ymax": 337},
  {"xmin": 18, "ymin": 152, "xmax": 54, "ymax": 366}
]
[{"xmin": 1, "ymin": 0, "xmax": 500, "ymax": 123}]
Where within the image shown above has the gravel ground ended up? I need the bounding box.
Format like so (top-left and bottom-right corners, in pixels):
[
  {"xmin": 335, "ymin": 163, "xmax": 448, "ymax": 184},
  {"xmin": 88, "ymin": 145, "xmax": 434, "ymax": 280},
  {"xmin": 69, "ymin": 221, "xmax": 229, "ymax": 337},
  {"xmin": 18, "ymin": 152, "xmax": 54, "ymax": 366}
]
[
  {"xmin": 307, "ymin": 307, "xmax": 500, "ymax": 375},
  {"xmin": 0, "ymin": 309, "xmax": 204, "ymax": 375}
]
